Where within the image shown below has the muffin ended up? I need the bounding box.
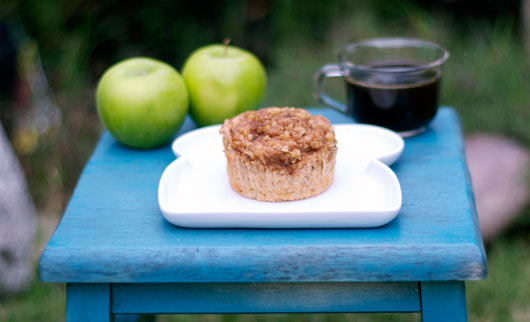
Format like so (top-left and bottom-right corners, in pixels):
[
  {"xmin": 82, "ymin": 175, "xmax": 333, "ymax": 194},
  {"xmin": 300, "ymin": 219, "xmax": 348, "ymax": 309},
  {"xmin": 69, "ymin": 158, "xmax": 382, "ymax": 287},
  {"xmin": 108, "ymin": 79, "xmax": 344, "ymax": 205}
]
[{"xmin": 220, "ymin": 107, "xmax": 337, "ymax": 202}]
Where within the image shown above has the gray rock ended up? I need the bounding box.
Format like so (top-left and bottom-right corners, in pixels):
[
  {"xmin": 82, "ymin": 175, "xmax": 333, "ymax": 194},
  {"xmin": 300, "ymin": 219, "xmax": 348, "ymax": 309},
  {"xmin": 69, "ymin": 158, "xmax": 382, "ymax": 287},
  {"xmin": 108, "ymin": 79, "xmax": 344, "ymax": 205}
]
[
  {"xmin": 0, "ymin": 124, "xmax": 36, "ymax": 295},
  {"xmin": 465, "ymin": 134, "xmax": 530, "ymax": 242}
]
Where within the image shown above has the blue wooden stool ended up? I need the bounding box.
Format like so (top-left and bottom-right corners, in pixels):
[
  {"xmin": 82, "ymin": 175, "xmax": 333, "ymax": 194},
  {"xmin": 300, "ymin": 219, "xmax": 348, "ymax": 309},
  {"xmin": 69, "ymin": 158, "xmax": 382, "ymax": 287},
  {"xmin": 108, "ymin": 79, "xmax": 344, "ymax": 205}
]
[{"xmin": 39, "ymin": 107, "xmax": 487, "ymax": 322}]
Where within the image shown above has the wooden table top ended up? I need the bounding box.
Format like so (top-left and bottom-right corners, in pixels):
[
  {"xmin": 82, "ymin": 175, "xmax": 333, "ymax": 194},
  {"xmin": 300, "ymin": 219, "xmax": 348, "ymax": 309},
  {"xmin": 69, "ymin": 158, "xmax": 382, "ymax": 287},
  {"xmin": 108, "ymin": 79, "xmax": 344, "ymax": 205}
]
[{"xmin": 39, "ymin": 107, "xmax": 487, "ymax": 283}]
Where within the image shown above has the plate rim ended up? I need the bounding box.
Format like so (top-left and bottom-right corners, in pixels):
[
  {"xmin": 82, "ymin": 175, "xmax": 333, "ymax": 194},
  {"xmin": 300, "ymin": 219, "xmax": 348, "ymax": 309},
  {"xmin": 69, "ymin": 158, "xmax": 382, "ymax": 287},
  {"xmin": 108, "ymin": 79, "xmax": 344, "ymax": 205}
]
[
  {"xmin": 172, "ymin": 123, "xmax": 404, "ymax": 166},
  {"xmin": 172, "ymin": 124, "xmax": 221, "ymax": 158},
  {"xmin": 158, "ymin": 157, "xmax": 402, "ymax": 225},
  {"xmin": 333, "ymin": 123, "xmax": 404, "ymax": 165}
]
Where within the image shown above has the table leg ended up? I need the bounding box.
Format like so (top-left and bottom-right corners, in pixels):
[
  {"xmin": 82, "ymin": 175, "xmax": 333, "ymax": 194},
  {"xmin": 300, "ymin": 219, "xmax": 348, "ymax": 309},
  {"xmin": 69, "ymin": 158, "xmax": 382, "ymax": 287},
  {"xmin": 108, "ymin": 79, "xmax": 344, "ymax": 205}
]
[
  {"xmin": 420, "ymin": 281, "xmax": 467, "ymax": 322},
  {"xmin": 66, "ymin": 283, "xmax": 111, "ymax": 322}
]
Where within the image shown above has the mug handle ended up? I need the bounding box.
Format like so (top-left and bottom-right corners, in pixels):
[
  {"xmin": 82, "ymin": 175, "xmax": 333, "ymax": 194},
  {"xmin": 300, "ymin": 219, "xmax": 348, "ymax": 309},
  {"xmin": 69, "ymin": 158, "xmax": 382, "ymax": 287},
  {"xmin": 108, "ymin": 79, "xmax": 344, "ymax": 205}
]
[{"xmin": 313, "ymin": 63, "xmax": 348, "ymax": 114}]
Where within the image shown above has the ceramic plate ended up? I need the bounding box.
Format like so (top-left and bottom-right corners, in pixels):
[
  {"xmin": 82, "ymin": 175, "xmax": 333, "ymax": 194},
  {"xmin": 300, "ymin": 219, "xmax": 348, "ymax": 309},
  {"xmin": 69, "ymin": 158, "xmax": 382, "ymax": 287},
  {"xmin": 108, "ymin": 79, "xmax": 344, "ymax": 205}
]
[
  {"xmin": 160, "ymin": 123, "xmax": 403, "ymax": 228},
  {"xmin": 333, "ymin": 124, "xmax": 404, "ymax": 166}
]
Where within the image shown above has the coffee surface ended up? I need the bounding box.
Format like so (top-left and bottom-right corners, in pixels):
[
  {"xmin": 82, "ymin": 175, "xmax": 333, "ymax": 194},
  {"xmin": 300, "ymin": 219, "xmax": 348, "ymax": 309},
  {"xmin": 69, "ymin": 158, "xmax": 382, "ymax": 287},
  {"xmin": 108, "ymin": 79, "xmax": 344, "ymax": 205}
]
[{"xmin": 346, "ymin": 61, "xmax": 440, "ymax": 132}]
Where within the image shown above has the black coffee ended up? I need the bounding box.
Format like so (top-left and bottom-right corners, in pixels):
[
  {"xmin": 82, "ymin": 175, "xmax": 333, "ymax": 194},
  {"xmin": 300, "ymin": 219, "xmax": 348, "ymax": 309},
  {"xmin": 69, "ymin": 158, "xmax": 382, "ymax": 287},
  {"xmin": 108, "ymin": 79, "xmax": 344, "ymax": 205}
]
[{"xmin": 346, "ymin": 62, "xmax": 440, "ymax": 132}]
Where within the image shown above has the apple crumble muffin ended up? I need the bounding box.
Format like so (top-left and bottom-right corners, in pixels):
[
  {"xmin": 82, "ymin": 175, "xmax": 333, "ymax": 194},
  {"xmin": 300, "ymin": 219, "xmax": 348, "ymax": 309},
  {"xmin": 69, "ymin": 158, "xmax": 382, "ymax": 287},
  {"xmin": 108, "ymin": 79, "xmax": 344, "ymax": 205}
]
[{"xmin": 220, "ymin": 107, "xmax": 337, "ymax": 201}]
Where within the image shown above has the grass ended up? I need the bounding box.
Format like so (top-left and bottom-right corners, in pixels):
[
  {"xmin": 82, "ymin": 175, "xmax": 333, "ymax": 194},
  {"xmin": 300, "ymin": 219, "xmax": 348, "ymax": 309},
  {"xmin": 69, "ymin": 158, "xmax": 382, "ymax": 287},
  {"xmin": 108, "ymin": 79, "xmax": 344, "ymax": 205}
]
[
  {"xmin": 467, "ymin": 235, "xmax": 530, "ymax": 322},
  {"xmin": 0, "ymin": 274, "xmax": 64, "ymax": 322},
  {"xmin": 2, "ymin": 2, "xmax": 530, "ymax": 322}
]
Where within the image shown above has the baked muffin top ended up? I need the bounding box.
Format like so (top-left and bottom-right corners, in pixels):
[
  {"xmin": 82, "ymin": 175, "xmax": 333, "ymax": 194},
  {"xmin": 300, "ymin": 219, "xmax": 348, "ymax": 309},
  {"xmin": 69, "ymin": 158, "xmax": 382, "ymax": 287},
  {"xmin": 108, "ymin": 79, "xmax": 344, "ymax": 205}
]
[{"xmin": 220, "ymin": 107, "xmax": 337, "ymax": 167}]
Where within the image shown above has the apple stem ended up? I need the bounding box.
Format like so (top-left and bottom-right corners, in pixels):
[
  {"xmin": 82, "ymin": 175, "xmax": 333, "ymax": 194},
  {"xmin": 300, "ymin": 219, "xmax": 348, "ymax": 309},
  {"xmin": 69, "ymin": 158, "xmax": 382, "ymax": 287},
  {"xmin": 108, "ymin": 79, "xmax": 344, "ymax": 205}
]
[{"xmin": 223, "ymin": 38, "xmax": 231, "ymax": 56}]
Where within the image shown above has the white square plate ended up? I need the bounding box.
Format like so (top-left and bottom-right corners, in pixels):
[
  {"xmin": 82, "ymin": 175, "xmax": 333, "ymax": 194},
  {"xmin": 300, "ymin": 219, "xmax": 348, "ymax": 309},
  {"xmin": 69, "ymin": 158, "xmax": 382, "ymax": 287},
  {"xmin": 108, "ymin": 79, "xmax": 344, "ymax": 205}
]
[{"xmin": 158, "ymin": 123, "xmax": 403, "ymax": 228}]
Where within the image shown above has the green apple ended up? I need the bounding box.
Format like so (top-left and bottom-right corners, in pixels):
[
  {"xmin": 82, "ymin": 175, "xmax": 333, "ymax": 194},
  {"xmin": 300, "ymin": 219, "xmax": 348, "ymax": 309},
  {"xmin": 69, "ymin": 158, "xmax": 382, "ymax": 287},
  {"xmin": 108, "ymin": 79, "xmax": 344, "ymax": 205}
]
[
  {"xmin": 182, "ymin": 44, "xmax": 267, "ymax": 126},
  {"xmin": 96, "ymin": 57, "xmax": 189, "ymax": 148}
]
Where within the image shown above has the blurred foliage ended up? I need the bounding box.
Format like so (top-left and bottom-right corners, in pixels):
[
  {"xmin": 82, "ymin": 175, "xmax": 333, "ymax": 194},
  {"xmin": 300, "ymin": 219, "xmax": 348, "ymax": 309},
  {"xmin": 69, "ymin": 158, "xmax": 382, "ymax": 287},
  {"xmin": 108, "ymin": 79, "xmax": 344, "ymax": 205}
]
[
  {"xmin": 0, "ymin": 1, "xmax": 529, "ymax": 320},
  {"xmin": 1, "ymin": 0, "xmax": 355, "ymax": 89}
]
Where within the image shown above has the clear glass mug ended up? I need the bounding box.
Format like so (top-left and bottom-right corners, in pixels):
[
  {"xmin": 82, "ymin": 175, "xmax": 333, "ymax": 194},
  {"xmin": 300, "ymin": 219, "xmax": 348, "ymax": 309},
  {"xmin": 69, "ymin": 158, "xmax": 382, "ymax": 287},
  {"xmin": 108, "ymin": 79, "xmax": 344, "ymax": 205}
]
[{"xmin": 314, "ymin": 38, "xmax": 449, "ymax": 136}]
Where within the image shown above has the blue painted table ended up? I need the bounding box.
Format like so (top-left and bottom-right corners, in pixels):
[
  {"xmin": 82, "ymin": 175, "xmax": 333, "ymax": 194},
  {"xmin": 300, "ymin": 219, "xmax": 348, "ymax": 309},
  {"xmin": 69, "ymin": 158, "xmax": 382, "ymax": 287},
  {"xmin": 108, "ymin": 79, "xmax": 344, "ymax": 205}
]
[{"xmin": 39, "ymin": 107, "xmax": 487, "ymax": 322}]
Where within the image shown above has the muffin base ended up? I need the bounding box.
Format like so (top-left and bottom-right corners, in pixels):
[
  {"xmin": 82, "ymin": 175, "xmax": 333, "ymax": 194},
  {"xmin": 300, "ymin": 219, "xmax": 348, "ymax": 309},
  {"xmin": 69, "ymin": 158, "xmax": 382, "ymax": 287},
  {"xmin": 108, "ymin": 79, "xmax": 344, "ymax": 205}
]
[{"xmin": 225, "ymin": 149, "xmax": 336, "ymax": 202}]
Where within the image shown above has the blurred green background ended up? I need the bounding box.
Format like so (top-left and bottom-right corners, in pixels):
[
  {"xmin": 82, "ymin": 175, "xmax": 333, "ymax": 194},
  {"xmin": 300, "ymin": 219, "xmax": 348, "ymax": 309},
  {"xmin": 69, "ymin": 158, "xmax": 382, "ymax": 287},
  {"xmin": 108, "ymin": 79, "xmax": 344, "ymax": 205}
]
[{"xmin": 0, "ymin": 0, "xmax": 529, "ymax": 321}]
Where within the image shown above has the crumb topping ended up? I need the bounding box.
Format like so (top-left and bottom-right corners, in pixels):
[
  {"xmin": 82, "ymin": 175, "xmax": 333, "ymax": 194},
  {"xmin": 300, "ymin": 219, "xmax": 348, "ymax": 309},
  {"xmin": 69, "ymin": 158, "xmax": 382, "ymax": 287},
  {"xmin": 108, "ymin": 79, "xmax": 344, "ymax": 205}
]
[{"xmin": 221, "ymin": 107, "xmax": 337, "ymax": 167}]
